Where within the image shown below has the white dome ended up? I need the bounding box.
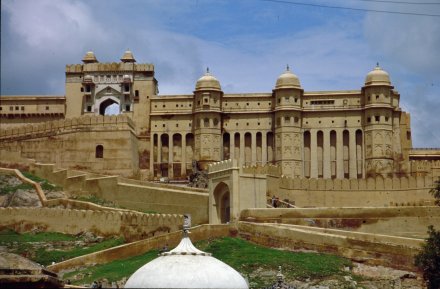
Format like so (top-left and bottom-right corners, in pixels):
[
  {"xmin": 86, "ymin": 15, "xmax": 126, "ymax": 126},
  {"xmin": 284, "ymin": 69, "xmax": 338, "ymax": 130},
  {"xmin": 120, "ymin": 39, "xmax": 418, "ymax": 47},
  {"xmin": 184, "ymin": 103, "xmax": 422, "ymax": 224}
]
[
  {"xmin": 275, "ymin": 66, "xmax": 301, "ymax": 89},
  {"xmin": 125, "ymin": 236, "xmax": 248, "ymax": 289},
  {"xmin": 365, "ymin": 64, "xmax": 391, "ymax": 86},
  {"xmin": 195, "ymin": 68, "xmax": 221, "ymax": 91}
]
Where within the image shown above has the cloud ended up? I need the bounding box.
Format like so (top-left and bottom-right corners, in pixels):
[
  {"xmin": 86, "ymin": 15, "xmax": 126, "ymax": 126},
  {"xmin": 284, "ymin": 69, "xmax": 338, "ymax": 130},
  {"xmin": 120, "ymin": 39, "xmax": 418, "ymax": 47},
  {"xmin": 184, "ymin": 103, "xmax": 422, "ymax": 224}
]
[{"xmin": 1, "ymin": 0, "xmax": 438, "ymax": 147}]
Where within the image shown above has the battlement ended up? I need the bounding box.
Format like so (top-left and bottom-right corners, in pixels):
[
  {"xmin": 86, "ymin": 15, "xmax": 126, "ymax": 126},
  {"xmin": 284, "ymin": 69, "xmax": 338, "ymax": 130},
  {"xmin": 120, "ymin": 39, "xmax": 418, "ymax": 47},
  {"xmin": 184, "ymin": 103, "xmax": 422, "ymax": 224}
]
[
  {"xmin": 208, "ymin": 159, "xmax": 238, "ymax": 173},
  {"xmin": 0, "ymin": 207, "xmax": 183, "ymax": 241},
  {"xmin": 65, "ymin": 62, "xmax": 154, "ymax": 73},
  {"xmin": 0, "ymin": 115, "xmax": 136, "ymax": 141},
  {"xmin": 241, "ymin": 163, "xmax": 281, "ymax": 176}
]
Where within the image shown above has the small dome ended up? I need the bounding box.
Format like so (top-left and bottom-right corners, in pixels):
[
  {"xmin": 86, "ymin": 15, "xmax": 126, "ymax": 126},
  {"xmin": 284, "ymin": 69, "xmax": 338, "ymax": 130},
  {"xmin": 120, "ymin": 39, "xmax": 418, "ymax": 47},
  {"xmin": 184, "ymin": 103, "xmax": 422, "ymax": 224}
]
[
  {"xmin": 84, "ymin": 75, "xmax": 93, "ymax": 80},
  {"xmin": 195, "ymin": 68, "xmax": 221, "ymax": 91},
  {"xmin": 365, "ymin": 64, "xmax": 391, "ymax": 86},
  {"xmin": 125, "ymin": 235, "xmax": 248, "ymax": 289},
  {"xmin": 275, "ymin": 65, "xmax": 301, "ymax": 89},
  {"xmin": 121, "ymin": 50, "xmax": 136, "ymax": 63},
  {"xmin": 82, "ymin": 51, "xmax": 98, "ymax": 63}
]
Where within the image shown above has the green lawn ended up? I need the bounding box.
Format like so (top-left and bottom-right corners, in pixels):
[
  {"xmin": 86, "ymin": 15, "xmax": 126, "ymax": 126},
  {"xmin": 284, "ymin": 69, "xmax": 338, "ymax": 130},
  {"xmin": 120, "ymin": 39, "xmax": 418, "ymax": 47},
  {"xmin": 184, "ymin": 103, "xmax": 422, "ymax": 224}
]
[
  {"xmin": 0, "ymin": 229, "xmax": 124, "ymax": 266},
  {"xmin": 64, "ymin": 237, "xmax": 353, "ymax": 288}
]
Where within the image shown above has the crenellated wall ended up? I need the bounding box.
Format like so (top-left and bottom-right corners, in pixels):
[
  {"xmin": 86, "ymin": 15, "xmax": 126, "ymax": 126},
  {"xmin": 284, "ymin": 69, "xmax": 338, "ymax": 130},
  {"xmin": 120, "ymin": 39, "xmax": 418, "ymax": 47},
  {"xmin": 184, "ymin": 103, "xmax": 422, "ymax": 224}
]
[
  {"xmin": 207, "ymin": 161, "xmax": 436, "ymax": 215},
  {"xmin": 0, "ymin": 115, "xmax": 139, "ymax": 177},
  {"xmin": 29, "ymin": 163, "xmax": 209, "ymax": 225},
  {"xmin": 0, "ymin": 207, "xmax": 182, "ymax": 241}
]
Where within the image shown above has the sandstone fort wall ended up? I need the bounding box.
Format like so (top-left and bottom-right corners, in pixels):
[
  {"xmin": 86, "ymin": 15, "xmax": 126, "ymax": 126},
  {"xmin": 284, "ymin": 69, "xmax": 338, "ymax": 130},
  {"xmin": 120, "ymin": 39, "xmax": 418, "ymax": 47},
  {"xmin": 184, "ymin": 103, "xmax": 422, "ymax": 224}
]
[
  {"xmin": 0, "ymin": 115, "xmax": 139, "ymax": 177},
  {"xmin": 0, "ymin": 207, "xmax": 182, "ymax": 242},
  {"xmin": 238, "ymin": 164, "xmax": 435, "ymax": 207},
  {"xmin": 240, "ymin": 207, "xmax": 440, "ymax": 238},
  {"xmin": 48, "ymin": 224, "xmax": 233, "ymax": 273},
  {"xmin": 30, "ymin": 163, "xmax": 209, "ymax": 225}
]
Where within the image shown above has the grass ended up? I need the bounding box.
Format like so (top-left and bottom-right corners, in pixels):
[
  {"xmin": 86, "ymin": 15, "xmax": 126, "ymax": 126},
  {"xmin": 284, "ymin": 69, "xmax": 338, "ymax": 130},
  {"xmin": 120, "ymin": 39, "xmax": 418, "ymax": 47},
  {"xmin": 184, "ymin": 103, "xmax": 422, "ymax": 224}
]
[
  {"xmin": 34, "ymin": 238, "xmax": 124, "ymax": 266},
  {"xmin": 63, "ymin": 249, "xmax": 160, "ymax": 285},
  {"xmin": 0, "ymin": 229, "xmax": 124, "ymax": 266},
  {"xmin": 64, "ymin": 237, "xmax": 353, "ymax": 288},
  {"xmin": 0, "ymin": 229, "xmax": 76, "ymax": 243},
  {"xmin": 0, "ymin": 171, "xmax": 62, "ymax": 195}
]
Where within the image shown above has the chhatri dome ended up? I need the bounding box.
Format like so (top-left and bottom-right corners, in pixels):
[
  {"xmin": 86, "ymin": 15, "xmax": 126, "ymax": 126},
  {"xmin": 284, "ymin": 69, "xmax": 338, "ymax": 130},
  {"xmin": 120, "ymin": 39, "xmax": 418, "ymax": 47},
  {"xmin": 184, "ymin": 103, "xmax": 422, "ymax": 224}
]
[
  {"xmin": 195, "ymin": 68, "xmax": 222, "ymax": 91},
  {"xmin": 121, "ymin": 49, "xmax": 136, "ymax": 63},
  {"xmin": 125, "ymin": 215, "xmax": 248, "ymax": 289},
  {"xmin": 275, "ymin": 65, "xmax": 301, "ymax": 89},
  {"xmin": 82, "ymin": 51, "xmax": 98, "ymax": 63},
  {"xmin": 364, "ymin": 63, "xmax": 392, "ymax": 86}
]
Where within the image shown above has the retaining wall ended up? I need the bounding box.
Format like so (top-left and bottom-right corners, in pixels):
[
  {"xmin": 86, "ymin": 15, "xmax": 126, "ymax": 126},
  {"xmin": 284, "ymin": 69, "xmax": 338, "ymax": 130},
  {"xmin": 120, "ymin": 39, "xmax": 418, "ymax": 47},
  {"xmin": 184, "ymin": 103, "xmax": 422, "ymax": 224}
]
[
  {"xmin": 0, "ymin": 207, "xmax": 182, "ymax": 242},
  {"xmin": 240, "ymin": 207, "xmax": 440, "ymax": 238},
  {"xmin": 48, "ymin": 224, "xmax": 233, "ymax": 273}
]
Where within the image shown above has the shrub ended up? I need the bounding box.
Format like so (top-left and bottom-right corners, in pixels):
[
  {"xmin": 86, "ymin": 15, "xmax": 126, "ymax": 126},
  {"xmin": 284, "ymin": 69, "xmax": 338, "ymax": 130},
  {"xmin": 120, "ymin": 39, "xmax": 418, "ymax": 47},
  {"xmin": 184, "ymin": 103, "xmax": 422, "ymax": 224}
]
[{"xmin": 415, "ymin": 225, "xmax": 440, "ymax": 289}]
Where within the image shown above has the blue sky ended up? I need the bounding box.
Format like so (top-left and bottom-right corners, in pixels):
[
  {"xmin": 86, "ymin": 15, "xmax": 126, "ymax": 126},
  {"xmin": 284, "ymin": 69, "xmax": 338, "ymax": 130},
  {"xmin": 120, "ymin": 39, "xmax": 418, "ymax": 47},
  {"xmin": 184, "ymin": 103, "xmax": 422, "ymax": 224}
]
[{"xmin": 1, "ymin": 0, "xmax": 439, "ymax": 147}]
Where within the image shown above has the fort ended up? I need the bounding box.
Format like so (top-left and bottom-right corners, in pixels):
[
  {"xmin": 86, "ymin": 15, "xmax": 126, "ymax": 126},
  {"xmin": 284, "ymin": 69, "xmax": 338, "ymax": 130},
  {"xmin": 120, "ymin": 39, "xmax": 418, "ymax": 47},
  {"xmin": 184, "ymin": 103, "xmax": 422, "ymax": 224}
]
[{"xmin": 1, "ymin": 51, "xmax": 439, "ymax": 284}]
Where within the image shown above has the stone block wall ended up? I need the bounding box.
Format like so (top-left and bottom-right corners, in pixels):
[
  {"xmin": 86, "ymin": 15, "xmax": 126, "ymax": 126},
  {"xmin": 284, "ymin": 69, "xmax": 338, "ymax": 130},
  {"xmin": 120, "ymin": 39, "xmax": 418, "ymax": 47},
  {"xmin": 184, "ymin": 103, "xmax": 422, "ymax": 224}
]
[{"xmin": 0, "ymin": 207, "xmax": 182, "ymax": 242}]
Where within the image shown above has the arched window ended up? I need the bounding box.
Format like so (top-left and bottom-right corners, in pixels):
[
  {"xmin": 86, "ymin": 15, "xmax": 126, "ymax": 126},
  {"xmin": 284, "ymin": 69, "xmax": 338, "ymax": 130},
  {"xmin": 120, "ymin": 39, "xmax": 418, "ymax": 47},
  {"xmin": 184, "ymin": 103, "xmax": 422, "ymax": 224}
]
[{"xmin": 96, "ymin": 145, "xmax": 104, "ymax": 158}]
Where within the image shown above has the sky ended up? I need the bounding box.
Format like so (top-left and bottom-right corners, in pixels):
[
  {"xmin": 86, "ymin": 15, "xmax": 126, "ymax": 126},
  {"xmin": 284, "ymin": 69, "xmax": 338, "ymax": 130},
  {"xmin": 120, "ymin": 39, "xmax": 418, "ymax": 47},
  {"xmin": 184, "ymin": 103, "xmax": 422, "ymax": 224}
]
[{"xmin": 1, "ymin": 0, "xmax": 439, "ymax": 147}]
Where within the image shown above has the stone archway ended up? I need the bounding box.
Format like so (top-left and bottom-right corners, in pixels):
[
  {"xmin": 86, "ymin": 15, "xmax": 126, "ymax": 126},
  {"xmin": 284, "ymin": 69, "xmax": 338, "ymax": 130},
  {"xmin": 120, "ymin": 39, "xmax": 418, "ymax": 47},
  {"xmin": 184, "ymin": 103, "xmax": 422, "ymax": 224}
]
[
  {"xmin": 99, "ymin": 98, "xmax": 120, "ymax": 115},
  {"xmin": 213, "ymin": 182, "xmax": 231, "ymax": 224}
]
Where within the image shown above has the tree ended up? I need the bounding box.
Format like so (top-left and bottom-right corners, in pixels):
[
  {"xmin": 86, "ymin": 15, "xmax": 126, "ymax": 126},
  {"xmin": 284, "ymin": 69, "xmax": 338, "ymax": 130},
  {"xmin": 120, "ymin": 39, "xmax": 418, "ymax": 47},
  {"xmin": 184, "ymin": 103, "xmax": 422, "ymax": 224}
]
[
  {"xmin": 430, "ymin": 178, "xmax": 440, "ymax": 206},
  {"xmin": 415, "ymin": 225, "xmax": 440, "ymax": 289}
]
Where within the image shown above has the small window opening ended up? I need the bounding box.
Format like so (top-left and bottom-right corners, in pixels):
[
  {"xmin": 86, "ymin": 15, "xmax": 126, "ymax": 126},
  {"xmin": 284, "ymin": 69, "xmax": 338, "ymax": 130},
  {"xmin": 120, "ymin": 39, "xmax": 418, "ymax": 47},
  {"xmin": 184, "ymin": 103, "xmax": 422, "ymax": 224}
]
[
  {"xmin": 135, "ymin": 90, "xmax": 139, "ymax": 97},
  {"xmin": 80, "ymin": 87, "xmax": 84, "ymax": 92},
  {"xmin": 45, "ymin": 106, "xmax": 49, "ymax": 111},
  {"xmin": 95, "ymin": 145, "xmax": 104, "ymax": 158},
  {"xmin": 87, "ymin": 106, "xmax": 92, "ymax": 112},
  {"xmin": 125, "ymin": 105, "xmax": 130, "ymax": 111},
  {"xmin": 375, "ymin": 115, "xmax": 380, "ymax": 122}
]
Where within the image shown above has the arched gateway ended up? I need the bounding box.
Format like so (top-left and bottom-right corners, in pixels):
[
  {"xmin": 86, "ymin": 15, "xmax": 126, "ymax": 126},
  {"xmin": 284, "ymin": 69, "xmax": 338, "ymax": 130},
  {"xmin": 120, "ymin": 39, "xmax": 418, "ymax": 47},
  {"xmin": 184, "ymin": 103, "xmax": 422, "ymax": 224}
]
[{"xmin": 208, "ymin": 159, "xmax": 267, "ymax": 224}]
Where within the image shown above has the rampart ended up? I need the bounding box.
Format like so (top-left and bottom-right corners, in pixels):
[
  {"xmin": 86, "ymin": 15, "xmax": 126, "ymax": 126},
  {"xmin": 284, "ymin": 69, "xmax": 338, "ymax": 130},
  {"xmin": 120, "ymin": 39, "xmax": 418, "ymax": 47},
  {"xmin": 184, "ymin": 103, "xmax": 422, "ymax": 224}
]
[
  {"xmin": 0, "ymin": 114, "xmax": 135, "ymax": 141},
  {"xmin": 235, "ymin": 163, "xmax": 436, "ymax": 207},
  {"xmin": 30, "ymin": 163, "xmax": 209, "ymax": 225},
  {"xmin": 240, "ymin": 207, "xmax": 440, "ymax": 238},
  {"xmin": 0, "ymin": 115, "xmax": 139, "ymax": 177},
  {"xmin": 65, "ymin": 62, "xmax": 154, "ymax": 73},
  {"xmin": 238, "ymin": 222, "xmax": 421, "ymax": 271},
  {"xmin": 0, "ymin": 207, "xmax": 182, "ymax": 242},
  {"xmin": 48, "ymin": 224, "xmax": 233, "ymax": 273}
]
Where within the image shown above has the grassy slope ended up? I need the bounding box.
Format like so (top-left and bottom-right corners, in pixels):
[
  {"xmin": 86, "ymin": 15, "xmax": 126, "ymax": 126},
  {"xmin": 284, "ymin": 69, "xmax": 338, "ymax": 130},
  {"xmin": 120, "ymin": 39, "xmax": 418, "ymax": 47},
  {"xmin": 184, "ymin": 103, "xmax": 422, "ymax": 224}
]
[
  {"xmin": 64, "ymin": 237, "xmax": 352, "ymax": 287},
  {"xmin": 0, "ymin": 229, "xmax": 124, "ymax": 266}
]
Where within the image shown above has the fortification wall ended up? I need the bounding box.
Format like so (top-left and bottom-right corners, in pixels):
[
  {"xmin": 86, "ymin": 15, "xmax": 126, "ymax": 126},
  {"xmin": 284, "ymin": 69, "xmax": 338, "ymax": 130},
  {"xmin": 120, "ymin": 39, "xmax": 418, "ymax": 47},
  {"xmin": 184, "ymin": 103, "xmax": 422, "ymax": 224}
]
[
  {"xmin": 30, "ymin": 163, "xmax": 209, "ymax": 225},
  {"xmin": 240, "ymin": 207, "xmax": 440, "ymax": 238},
  {"xmin": 48, "ymin": 224, "xmax": 233, "ymax": 273},
  {"xmin": 0, "ymin": 115, "xmax": 139, "ymax": 177},
  {"xmin": 238, "ymin": 222, "xmax": 421, "ymax": 271},
  {"xmin": 410, "ymin": 159, "xmax": 440, "ymax": 178},
  {"xmin": 0, "ymin": 207, "xmax": 182, "ymax": 242}
]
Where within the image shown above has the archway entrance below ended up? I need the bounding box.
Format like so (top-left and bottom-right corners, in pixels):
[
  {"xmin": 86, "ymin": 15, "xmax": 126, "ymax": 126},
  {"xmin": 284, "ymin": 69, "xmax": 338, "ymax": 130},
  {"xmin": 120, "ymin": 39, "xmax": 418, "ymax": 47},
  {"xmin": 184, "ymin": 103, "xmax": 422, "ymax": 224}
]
[
  {"xmin": 213, "ymin": 182, "xmax": 231, "ymax": 224},
  {"xmin": 99, "ymin": 98, "xmax": 120, "ymax": 115}
]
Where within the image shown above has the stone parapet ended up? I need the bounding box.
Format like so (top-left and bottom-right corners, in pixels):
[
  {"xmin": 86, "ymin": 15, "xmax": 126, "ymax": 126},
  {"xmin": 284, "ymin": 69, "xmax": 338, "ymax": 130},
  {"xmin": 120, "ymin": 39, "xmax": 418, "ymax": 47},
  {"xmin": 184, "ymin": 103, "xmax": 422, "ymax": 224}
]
[
  {"xmin": 0, "ymin": 115, "xmax": 136, "ymax": 142},
  {"xmin": 0, "ymin": 207, "xmax": 182, "ymax": 242}
]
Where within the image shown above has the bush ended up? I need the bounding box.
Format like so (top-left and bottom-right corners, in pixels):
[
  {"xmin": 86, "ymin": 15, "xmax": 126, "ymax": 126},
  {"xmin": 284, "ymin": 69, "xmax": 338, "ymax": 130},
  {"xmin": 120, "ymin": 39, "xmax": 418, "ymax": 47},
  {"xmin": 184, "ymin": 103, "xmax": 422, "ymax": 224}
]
[
  {"xmin": 415, "ymin": 225, "xmax": 440, "ymax": 289},
  {"xmin": 430, "ymin": 178, "xmax": 440, "ymax": 206}
]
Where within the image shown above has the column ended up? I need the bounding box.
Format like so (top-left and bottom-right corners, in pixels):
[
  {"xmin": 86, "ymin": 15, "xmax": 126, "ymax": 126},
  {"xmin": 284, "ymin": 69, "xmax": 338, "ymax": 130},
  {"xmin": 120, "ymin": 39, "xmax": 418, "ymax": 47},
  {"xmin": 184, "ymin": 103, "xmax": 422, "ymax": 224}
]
[
  {"xmin": 349, "ymin": 129, "xmax": 357, "ymax": 179},
  {"xmin": 169, "ymin": 134, "xmax": 173, "ymax": 179},
  {"xmin": 323, "ymin": 130, "xmax": 331, "ymax": 179},
  {"xmin": 239, "ymin": 132, "xmax": 245, "ymax": 166},
  {"xmin": 230, "ymin": 132, "xmax": 235, "ymax": 161},
  {"xmin": 251, "ymin": 132, "xmax": 257, "ymax": 165},
  {"xmin": 336, "ymin": 129, "xmax": 344, "ymax": 179},
  {"xmin": 181, "ymin": 134, "xmax": 186, "ymax": 176},
  {"xmin": 262, "ymin": 131, "xmax": 267, "ymax": 165},
  {"xmin": 157, "ymin": 133, "xmax": 162, "ymax": 177},
  {"xmin": 310, "ymin": 129, "xmax": 318, "ymax": 178},
  {"xmin": 149, "ymin": 134, "xmax": 154, "ymax": 177}
]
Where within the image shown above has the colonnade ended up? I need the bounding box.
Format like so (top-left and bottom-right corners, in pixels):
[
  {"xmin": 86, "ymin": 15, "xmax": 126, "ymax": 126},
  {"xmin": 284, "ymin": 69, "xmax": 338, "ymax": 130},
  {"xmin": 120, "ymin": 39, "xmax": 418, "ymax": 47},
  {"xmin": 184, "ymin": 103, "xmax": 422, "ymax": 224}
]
[
  {"xmin": 150, "ymin": 129, "xmax": 364, "ymax": 179},
  {"xmin": 304, "ymin": 128, "xmax": 363, "ymax": 179}
]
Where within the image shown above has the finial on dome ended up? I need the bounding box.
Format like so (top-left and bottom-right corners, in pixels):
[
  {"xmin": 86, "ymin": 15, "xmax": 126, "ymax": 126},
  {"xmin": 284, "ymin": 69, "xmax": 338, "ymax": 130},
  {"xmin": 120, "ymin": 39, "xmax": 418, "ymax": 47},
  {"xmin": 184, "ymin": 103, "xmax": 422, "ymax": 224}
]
[
  {"xmin": 286, "ymin": 64, "xmax": 290, "ymax": 71},
  {"xmin": 82, "ymin": 50, "xmax": 98, "ymax": 63},
  {"xmin": 121, "ymin": 49, "xmax": 136, "ymax": 63},
  {"xmin": 183, "ymin": 214, "xmax": 191, "ymax": 237},
  {"xmin": 206, "ymin": 67, "xmax": 210, "ymax": 74}
]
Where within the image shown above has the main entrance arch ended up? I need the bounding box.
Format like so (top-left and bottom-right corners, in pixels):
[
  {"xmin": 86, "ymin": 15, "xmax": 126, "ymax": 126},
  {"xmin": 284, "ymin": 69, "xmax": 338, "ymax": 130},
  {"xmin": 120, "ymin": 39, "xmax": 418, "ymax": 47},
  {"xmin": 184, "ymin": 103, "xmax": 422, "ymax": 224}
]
[
  {"xmin": 99, "ymin": 97, "xmax": 120, "ymax": 115},
  {"xmin": 213, "ymin": 182, "xmax": 231, "ymax": 224}
]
